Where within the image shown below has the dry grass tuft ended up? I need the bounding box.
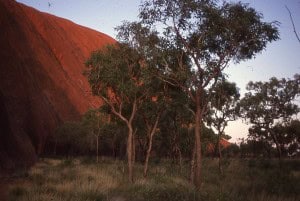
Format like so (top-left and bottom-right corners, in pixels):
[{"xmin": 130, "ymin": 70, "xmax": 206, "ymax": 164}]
[{"xmin": 7, "ymin": 158, "xmax": 300, "ymax": 201}]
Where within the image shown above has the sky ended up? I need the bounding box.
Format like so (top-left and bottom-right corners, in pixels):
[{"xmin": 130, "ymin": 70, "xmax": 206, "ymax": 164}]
[{"xmin": 17, "ymin": 0, "xmax": 300, "ymax": 143}]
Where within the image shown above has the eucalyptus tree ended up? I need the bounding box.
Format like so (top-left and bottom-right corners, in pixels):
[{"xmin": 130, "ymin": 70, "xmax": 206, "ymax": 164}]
[
  {"xmin": 207, "ymin": 79, "xmax": 240, "ymax": 174},
  {"xmin": 135, "ymin": 77, "xmax": 168, "ymax": 177},
  {"xmin": 81, "ymin": 109, "xmax": 108, "ymax": 163},
  {"xmin": 273, "ymin": 120, "xmax": 300, "ymax": 157},
  {"xmin": 134, "ymin": 0, "xmax": 279, "ymax": 188},
  {"xmin": 139, "ymin": 100, "xmax": 162, "ymax": 177},
  {"xmin": 159, "ymin": 86, "xmax": 193, "ymax": 171},
  {"xmin": 240, "ymin": 74, "xmax": 300, "ymax": 159},
  {"xmin": 85, "ymin": 43, "xmax": 156, "ymax": 182},
  {"xmin": 284, "ymin": 120, "xmax": 300, "ymax": 156}
]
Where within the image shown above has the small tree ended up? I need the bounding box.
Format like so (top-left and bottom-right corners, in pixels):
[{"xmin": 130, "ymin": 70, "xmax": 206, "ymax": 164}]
[
  {"xmin": 273, "ymin": 120, "xmax": 300, "ymax": 157},
  {"xmin": 157, "ymin": 87, "xmax": 193, "ymax": 171},
  {"xmin": 240, "ymin": 74, "xmax": 300, "ymax": 159},
  {"xmin": 85, "ymin": 43, "xmax": 157, "ymax": 182},
  {"xmin": 132, "ymin": 73, "xmax": 169, "ymax": 177},
  {"xmin": 207, "ymin": 79, "xmax": 240, "ymax": 174},
  {"xmin": 81, "ymin": 109, "xmax": 108, "ymax": 163},
  {"xmin": 139, "ymin": 99, "xmax": 163, "ymax": 177}
]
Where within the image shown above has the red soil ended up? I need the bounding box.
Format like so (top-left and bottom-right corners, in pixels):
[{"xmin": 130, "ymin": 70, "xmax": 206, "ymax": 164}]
[{"xmin": 0, "ymin": 0, "xmax": 115, "ymax": 169}]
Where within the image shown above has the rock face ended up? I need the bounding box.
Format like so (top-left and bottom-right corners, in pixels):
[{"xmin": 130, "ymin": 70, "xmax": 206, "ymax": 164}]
[
  {"xmin": 0, "ymin": 0, "xmax": 115, "ymax": 170},
  {"xmin": 206, "ymin": 138, "xmax": 232, "ymax": 155}
]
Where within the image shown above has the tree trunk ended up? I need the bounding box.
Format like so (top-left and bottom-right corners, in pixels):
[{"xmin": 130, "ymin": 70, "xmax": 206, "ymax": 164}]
[
  {"xmin": 143, "ymin": 132, "xmax": 154, "ymax": 177},
  {"xmin": 217, "ymin": 134, "xmax": 223, "ymax": 175},
  {"xmin": 194, "ymin": 93, "xmax": 202, "ymax": 189},
  {"xmin": 132, "ymin": 129, "xmax": 136, "ymax": 165},
  {"xmin": 112, "ymin": 134, "xmax": 116, "ymax": 158},
  {"xmin": 127, "ymin": 124, "xmax": 134, "ymax": 183},
  {"xmin": 96, "ymin": 135, "xmax": 99, "ymax": 163},
  {"xmin": 37, "ymin": 140, "xmax": 44, "ymax": 156},
  {"xmin": 271, "ymin": 131, "xmax": 282, "ymax": 160},
  {"xmin": 178, "ymin": 146, "xmax": 182, "ymax": 173},
  {"xmin": 143, "ymin": 112, "xmax": 161, "ymax": 178},
  {"xmin": 275, "ymin": 141, "xmax": 282, "ymax": 159},
  {"xmin": 96, "ymin": 116, "xmax": 101, "ymax": 163},
  {"xmin": 143, "ymin": 115, "xmax": 160, "ymax": 177},
  {"xmin": 90, "ymin": 137, "xmax": 93, "ymax": 153},
  {"xmin": 53, "ymin": 139, "xmax": 57, "ymax": 156},
  {"xmin": 190, "ymin": 140, "xmax": 196, "ymax": 184},
  {"xmin": 103, "ymin": 96, "xmax": 137, "ymax": 183}
]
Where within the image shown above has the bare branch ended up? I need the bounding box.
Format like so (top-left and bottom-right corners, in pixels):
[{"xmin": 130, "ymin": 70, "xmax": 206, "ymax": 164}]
[{"xmin": 286, "ymin": 5, "xmax": 300, "ymax": 43}]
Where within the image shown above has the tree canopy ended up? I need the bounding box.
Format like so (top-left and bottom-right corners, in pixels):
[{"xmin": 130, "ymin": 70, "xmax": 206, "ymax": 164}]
[
  {"xmin": 240, "ymin": 74, "xmax": 300, "ymax": 158},
  {"xmin": 84, "ymin": 0, "xmax": 279, "ymax": 188},
  {"xmin": 135, "ymin": 0, "xmax": 279, "ymax": 188}
]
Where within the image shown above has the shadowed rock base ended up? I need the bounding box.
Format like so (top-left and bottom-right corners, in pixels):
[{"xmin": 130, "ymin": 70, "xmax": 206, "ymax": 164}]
[{"xmin": 0, "ymin": 0, "xmax": 115, "ymax": 171}]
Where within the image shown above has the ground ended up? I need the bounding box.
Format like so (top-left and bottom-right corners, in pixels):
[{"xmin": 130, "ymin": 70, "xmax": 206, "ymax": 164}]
[{"xmin": 3, "ymin": 157, "xmax": 300, "ymax": 201}]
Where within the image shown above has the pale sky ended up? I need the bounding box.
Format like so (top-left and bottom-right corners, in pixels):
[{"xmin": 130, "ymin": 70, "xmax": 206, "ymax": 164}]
[{"xmin": 17, "ymin": 0, "xmax": 300, "ymax": 143}]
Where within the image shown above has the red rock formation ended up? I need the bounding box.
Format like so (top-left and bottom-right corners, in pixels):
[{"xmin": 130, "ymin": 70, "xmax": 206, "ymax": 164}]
[
  {"xmin": 206, "ymin": 138, "xmax": 232, "ymax": 155},
  {"xmin": 0, "ymin": 0, "xmax": 115, "ymax": 170}
]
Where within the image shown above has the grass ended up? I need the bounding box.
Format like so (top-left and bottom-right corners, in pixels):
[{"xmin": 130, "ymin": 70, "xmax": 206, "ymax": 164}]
[{"xmin": 7, "ymin": 157, "xmax": 300, "ymax": 201}]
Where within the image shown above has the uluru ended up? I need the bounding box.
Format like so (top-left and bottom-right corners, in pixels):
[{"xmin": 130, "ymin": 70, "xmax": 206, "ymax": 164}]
[{"xmin": 0, "ymin": 0, "xmax": 115, "ymax": 171}]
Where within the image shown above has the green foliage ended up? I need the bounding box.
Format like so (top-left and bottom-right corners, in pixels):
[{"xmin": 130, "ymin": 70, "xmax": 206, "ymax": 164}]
[
  {"xmin": 240, "ymin": 139, "xmax": 275, "ymax": 158},
  {"xmin": 241, "ymin": 75, "xmax": 300, "ymax": 124},
  {"xmin": 209, "ymin": 80, "xmax": 240, "ymax": 111},
  {"xmin": 119, "ymin": 1, "xmax": 279, "ymax": 188},
  {"xmin": 155, "ymin": 96, "xmax": 194, "ymax": 158},
  {"xmin": 52, "ymin": 109, "xmax": 111, "ymax": 157},
  {"xmin": 206, "ymin": 79, "xmax": 240, "ymax": 148},
  {"xmin": 222, "ymin": 143, "xmax": 240, "ymax": 157},
  {"xmin": 274, "ymin": 120, "xmax": 300, "ymax": 156},
  {"xmin": 138, "ymin": 0, "xmax": 279, "ymax": 87},
  {"xmin": 240, "ymin": 74, "xmax": 300, "ymax": 157},
  {"xmin": 81, "ymin": 109, "xmax": 107, "ymax": 135},
  {"xmin": 54, "ymin": 121, "xmax": 90, "ymax": 155},
  {"xmin": 86, "ymin": 44, "xmax": 145, "ymax": 102}
]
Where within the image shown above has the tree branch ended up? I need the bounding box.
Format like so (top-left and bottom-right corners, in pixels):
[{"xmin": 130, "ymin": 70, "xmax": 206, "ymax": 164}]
[
  {"xmin": 172, "ymin": 17, "xmax": 205, "ymax": 76},
  {"xmin": 101, "ymin": 96, "xmax": 129, "ymax": 124},
  {"xmin": 286, "ymin": 5, "xmax": 300, "ymax": 43},
  {"xmin": 129, "ymin": 98, "xmax": 137, "ymax": 124}
]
